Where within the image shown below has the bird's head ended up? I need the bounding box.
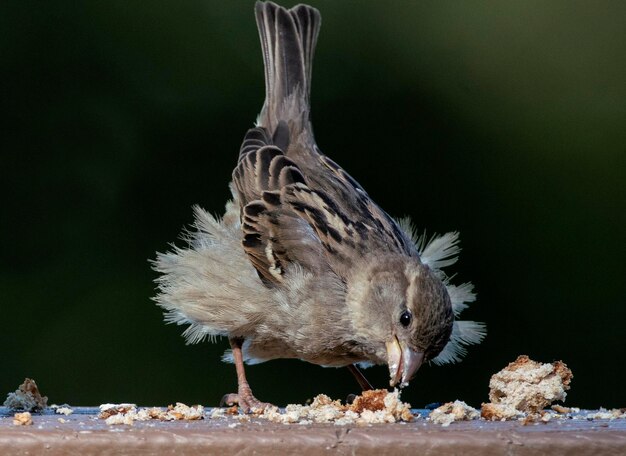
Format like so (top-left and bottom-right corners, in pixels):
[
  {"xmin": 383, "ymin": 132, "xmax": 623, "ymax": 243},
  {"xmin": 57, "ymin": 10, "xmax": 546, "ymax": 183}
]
[{"xmin": 348, "ymin": 255, "xmax": 454, "ymax": 387}]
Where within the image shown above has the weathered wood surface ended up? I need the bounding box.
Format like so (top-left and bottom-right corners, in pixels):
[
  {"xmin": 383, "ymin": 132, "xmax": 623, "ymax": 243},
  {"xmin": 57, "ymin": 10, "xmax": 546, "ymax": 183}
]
[{"xmin": 1, "ymin": 407, "xmax": 625, "ymax": 455}]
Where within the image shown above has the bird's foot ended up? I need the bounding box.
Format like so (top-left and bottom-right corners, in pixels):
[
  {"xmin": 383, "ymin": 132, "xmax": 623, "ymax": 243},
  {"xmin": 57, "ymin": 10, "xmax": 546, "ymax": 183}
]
[{"xmin": 220, "ymin": 387, "xmax": 272, "ymax": 413}]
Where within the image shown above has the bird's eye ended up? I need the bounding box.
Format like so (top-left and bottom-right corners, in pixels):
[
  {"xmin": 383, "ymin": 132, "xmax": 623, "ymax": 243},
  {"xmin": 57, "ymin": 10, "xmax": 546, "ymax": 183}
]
[{"xmin": 400, "ymin": 310, "xmax": 412, "ymax": 327}]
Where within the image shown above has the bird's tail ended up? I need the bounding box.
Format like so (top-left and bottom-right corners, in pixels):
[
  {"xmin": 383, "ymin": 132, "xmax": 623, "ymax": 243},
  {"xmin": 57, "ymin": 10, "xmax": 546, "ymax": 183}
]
[{"xmin": 255, "ymin": 1, "xmax": 321, "ymax": 133}]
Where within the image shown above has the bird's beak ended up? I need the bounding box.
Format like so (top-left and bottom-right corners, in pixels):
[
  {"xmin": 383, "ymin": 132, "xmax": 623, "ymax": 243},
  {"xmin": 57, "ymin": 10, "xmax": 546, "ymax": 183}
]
[{"xmin": 386, "ymin": 337, "xmax": 425, "ymax": 387}]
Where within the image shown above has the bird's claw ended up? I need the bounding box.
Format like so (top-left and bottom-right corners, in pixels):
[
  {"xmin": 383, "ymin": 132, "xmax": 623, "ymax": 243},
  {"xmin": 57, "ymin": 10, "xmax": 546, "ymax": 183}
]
[{"xmin": 220, "ymin": 391, "xmax": 272, "ymax": 413}]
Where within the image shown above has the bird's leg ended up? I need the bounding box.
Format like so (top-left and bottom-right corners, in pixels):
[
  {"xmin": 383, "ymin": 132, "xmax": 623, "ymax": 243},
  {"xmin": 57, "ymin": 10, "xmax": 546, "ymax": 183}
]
[
  {"xmin": 347, "ymin": 364, "xmax": 374, "ymax": 391},
  {"xmin": 345, "ymin": 364, "xmax": 375, "ymax": 404},
  {"xmin": 220, "ymin": 337, "xmax": 271, "ymax": 413}
]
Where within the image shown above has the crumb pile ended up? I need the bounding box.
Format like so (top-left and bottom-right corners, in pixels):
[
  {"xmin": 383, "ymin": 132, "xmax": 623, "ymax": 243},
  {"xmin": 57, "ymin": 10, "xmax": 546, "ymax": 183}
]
[
  {"xmin": 262, "ymin": 389, "xmax": 413, "ymax": 425},
  {"xmin": 98, "ymin": 403, "xmax": 204, "ymax": 425},
  {"xmin": 9, "ymin": 357, "xmax": 625, "ymax": 428},
  {"xmin": 214, "ymin": 390, "xmax": 413, "ymax": 425},
  {"xmin": 429, "ymin": 401, "xmax": 480, "ymax": 427},
  {"xmin": 97, "ymin": 390, "xmax": 411, "ymax": 426},
  {"xmin": 3, "ymin": 378, "xmax": 48, "ymax": 412},
  {"xmin": 480, "ymin": 355, "xmax": 573, "ymax": 421}
]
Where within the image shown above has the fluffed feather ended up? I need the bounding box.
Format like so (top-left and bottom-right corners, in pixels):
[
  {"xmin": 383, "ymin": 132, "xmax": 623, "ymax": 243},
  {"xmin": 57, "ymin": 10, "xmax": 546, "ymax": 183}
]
[{"xmin": 155, "ymin": 194, "xmax": 485, "ymax": 365}]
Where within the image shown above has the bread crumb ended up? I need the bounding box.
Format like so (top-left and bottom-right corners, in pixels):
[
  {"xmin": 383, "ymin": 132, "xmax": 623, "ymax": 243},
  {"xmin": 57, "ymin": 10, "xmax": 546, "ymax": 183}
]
[
  {"xmin": 4, "ymin": 378, "xmax": 48, "ymax": 412},
  {"xmin": 481, "ymin": 356, "xmax": 572, "ymax": 420},
  {"xmin": 585, "ymin": 408, "xmax": 626, "ymax": 420},
  {"xmin": 55, "ymin": 406, "xmax": 74, "ymax": 416},
  {"xmin": 99, "ymin": 402, "xmax": 204, "ymax": 425},
  {"xmin": 518, "ymin": 410, "xmax": 559, "ymax": 425},
  {"xmin": 225, "ymin": 405, "xmax": 239, "ymax": 415},
  {"xmin": 98, "ymin": 403, "xmax": 136, "ymax": 420},
  {"xmin": 381, "ymin": 389, "xmax": 414, "ymax": 422},
  {"xmin": 551, "ymin": 405, "xmax": 571, "ymax": 414},
  {"xmin": 164, "ymin": 403, "xmax": 204, "ymax": 421},
  {"xmin": 210, "ymin": 408, "xmax": 226, "ymax": 419},
  {"xmin": 350, "ymin": 389, "xmax": 386, "ymax": 413},
  {"xmin": 257, "ymin": 389, "xmax": 413, "ymax": 425},
  {"xmin": 480, "ymin": 403, "xmax": 524, "ymax": 421},
  {"xmin": 429, "ymin": 400, "xmax": 480, "ymax": 426},
  {"xmin": 105, "ymin": 412, "xmax": 136, "ymax": 426},
  {"xmin": 13, "ymin": 412, "xmax": 33, "ymax": 426}
]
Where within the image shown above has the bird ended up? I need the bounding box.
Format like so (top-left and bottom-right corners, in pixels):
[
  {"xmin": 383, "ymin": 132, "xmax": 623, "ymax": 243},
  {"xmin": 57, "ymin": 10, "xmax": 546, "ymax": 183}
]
[{"xmin": 153, "ymin": 1, "xmax": 485, "ymax": 412}]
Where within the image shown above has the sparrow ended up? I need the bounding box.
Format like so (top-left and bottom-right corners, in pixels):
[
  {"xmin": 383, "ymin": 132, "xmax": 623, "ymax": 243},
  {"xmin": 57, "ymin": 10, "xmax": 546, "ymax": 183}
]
[{"xmin": 154, "ymin": 1, "xmax": 485, "ymax": 412}]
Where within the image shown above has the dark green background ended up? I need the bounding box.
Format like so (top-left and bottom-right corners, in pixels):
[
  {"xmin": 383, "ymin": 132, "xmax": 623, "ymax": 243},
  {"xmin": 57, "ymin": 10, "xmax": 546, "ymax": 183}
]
[{"xmin": 2, "ymin": 0, "xmax": 625, "ymax": 409}]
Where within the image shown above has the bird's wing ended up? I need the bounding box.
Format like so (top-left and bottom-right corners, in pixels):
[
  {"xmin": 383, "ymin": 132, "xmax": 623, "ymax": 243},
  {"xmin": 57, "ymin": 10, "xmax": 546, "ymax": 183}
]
[
  {"xmin": 303, "ymin": 151, "xmax": 417, "ymax": 256},
  {"xmin": 232, "ymin": 126, "xmax": 416, "ymax": 283},
  {"xmin": 232, "ymin": 125, "xmax": 328, "ymax": 283}
]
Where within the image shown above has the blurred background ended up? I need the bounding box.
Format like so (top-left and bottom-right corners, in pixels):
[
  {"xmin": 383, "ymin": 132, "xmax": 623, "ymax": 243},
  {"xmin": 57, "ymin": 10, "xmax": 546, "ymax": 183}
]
[{"xmin": 2, "ymin": 0, "xmax": 625, "ymax": 409}]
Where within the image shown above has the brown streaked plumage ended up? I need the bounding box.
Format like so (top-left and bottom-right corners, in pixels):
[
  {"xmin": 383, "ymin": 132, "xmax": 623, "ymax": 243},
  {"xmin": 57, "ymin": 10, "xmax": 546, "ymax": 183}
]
[{"xmin": 153, "ymin": 1, "xmax": 485, "ymax": 412}]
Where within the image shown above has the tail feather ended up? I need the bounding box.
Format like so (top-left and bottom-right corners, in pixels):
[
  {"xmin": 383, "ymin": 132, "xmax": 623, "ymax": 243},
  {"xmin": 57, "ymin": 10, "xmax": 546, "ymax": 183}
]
[{"xmin": 255, "ymin": 1, "xmax": 321, "ymax": 131}]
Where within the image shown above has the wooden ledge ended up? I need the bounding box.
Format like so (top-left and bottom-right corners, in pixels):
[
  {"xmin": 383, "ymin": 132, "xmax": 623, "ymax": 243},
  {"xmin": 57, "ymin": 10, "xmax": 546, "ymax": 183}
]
[{"xmin": 1, "ymin": 407, "xmax": 626, "ymax": 455}]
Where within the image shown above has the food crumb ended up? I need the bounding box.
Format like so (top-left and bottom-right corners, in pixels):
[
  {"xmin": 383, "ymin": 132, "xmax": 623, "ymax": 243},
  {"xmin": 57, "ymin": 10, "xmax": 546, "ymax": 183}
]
[
  {"xmin": 4, "ymin": 379, "xmax": 48, "ymax": 412},
  {"xmin": 99, "ymin": 403, "xmax": 205, "ymax": 425},
  {"xmin": 481, "ymin": 403, "xmax": 524, "ymax": 421},
  {"xmin": 481, "ymin": 356, "xmax": 572, "ymax": 421},
  {"xmin": 225, "ymin": 405, "xmax": 239, "ymax": 416},
  {"xmin": 55, "ymin": 406, "xmax": 74, "ymax": 416},
  {"xmin": 551, "ymin": 405, "xmax": 571, "ymax": 414},
  {"xmin": 585, "ymin": 409, "xmax": 626, "ymax": 420},
  {"xmin": 429, "ymin": 400, "xmax": 480, "ymax": 426},
  {"xmin": 210, "ymin": 408, "xmax": 226, "ymax": 419},
  {"xmin": 253, "ymin": 389, "xmax": 413, "ymax": 425},
  {"xmin": 98, "ymin": 403, "xmax": 136, "ymax": 420},
  {"xmin": 13, "ymin": 412, "xmax": 33, "ymax": 426}
]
